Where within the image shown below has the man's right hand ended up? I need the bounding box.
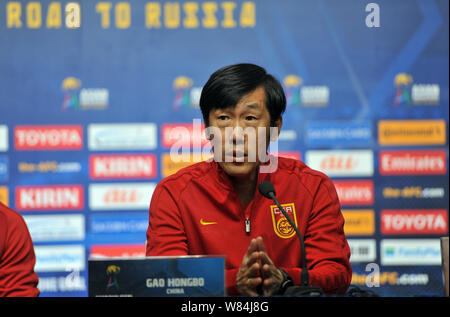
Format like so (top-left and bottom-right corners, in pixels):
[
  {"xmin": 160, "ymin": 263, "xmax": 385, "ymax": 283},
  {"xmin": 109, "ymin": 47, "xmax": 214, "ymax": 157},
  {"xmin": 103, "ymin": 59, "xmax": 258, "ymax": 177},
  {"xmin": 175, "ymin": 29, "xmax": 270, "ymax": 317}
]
[{"xmin": 236, "ymin": 238, "xmax": 263, "ymax": 296}]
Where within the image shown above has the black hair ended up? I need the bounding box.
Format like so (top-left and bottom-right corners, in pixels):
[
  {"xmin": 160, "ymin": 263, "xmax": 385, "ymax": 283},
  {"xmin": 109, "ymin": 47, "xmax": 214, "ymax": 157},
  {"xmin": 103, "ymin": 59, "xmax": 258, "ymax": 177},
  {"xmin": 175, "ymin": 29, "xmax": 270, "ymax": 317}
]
[{"xmin": 199, "ymin": 63, "xmax": 286, "ymax": 126}]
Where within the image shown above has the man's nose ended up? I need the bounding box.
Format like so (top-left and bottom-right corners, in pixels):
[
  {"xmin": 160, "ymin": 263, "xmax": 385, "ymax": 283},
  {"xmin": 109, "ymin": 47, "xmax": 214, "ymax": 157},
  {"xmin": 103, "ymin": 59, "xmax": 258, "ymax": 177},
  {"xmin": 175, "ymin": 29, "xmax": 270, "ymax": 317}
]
[{"xmin": 231, "ymin": 122, "xmax": 246, "ymax": 145}]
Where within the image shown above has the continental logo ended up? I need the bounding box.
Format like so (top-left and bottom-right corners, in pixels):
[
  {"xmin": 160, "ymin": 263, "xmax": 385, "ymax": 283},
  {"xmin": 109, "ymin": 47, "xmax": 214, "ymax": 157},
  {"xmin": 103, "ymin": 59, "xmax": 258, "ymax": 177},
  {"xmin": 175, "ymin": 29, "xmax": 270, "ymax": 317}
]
[
  {"xmin": 342, "ymin": 210, "xmax": 375, "ymax": 236},
  {"xmin": 378, "ymin": 120, "xmax": 446, "ymax": 145},
  {"xmin": 0, "ymin": 187, "xmax": 9, "ymax": 206},
  {"xmin": 161, "ymin": 153, "xmax": 213, "ymax": 178}
]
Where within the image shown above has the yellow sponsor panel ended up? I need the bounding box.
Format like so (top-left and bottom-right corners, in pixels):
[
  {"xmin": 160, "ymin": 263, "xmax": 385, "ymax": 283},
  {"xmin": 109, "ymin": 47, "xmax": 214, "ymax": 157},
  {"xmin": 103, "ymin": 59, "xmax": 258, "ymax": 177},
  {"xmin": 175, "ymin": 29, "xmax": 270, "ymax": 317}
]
[
  {"xmin": 342, "ymin": 210, "xmax": 375, "ymax": 236},
  {"xmin": 378, "ymin": 120, "xmax": 446, "ymax": 145},
  {"xmin": 161, "ymin": 153, "xmax": 213, "ymax": 178},
  {"xmin": 0, "ymin": 186, "xmax": 9, "ymax": 206}
]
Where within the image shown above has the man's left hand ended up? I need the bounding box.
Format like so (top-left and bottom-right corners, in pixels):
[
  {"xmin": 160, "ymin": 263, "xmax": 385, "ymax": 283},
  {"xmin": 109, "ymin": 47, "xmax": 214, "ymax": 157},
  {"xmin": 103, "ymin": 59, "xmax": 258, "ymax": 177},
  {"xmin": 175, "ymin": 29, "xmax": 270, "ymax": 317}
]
[{"xmin": 254, "ymin": 237, "xmax": 284, "ymax": 296}]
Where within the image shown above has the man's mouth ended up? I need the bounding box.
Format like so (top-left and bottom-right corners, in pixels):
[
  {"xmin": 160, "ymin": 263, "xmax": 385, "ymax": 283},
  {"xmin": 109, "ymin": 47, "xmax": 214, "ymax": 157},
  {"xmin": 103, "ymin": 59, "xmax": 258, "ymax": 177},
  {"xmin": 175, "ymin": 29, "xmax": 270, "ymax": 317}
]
[{"xmin": 224, "ymin": 151, "xmax": 247, "ymax": 162}]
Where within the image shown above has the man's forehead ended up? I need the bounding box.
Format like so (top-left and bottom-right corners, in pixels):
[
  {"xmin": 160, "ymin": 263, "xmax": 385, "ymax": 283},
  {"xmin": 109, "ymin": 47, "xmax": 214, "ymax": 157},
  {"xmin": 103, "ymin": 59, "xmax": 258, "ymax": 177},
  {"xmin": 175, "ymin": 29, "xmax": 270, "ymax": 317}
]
[{"xmin": 214, "ymin": 103, "xmax": 262, "ymax": 111}]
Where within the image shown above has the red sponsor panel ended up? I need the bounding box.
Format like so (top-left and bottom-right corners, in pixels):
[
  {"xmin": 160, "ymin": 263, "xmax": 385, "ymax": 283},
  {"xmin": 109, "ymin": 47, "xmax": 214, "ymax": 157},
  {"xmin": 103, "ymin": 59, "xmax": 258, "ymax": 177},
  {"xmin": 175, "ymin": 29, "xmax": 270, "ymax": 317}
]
[
  {"xmin": 381, "ymin": 209, "xmax": 448, "ymax": 235},
  {"xmin": 14, "ymin": 125, "xmax": 83, "ymax": 150},
  {"xmin": 379, "ymin": 150, "xmax": 446, "ymax": 175},
  {"xmin": 90, "ymin": 154, "xmax": 157, "ymax": 179},
  {"xmin": 89, "ymin": 244, "xmax": 145, "ymax": 258},
  {"xmin": 333, "ymin": 180, "xmax": 374, "ymax": 205},
  {"xmin": 161, "ymin": 123, "xmax": 209, "ymax": 149},
  {"xmin": 15, "ymin": 185, "xmax": 84, "ymax": 210}
]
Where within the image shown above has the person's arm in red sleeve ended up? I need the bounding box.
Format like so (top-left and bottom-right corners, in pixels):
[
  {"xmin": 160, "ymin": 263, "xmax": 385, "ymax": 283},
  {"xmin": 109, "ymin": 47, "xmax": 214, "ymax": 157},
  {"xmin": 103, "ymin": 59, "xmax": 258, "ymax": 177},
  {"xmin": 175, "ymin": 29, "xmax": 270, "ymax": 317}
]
[
  {"xmin": 146, "ymin": 184, "xmax": 188, "ymax": 256},
  {"xmin": 284, "ymin": 176, "xmax": 352, "ymax": 295},
  {"xmin": 0, "ymin": 204, "xmax": 40, "ymax": 297},
  {"xmin": 146, "ymin": 183, "xmax": 241, "ymax": 295}
]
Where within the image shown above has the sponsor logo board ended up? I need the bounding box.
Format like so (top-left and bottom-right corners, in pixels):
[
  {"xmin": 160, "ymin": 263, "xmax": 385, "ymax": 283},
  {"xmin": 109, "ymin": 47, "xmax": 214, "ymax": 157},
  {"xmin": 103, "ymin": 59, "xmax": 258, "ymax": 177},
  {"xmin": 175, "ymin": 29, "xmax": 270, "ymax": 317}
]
[
  {"xmin": 161, "ymin": 153, "xmax": 212, "ymax": 178},
  {"xmin": 333, "ymin": 180, "xmax": 374, "ymax": 205},
  {"xmin": 90, "ymin": 213, "xmax": 148, "ymax": 234},
  {"xmin": 381, "ymin": 239, "xmax": 441, "ymax": 265},
  {"xmin": 306, "ymin": 150, "xmax": 373, "ymax": 177},
  {"xmin": 342, "ymin": 210, "xmax": 375, "ymax": 236},
  {"xmin": 379, "ymin": 150, "xmax": 446, "ymax": 175},
  {"xmin": 381, "ymin": 209, "xmax": 448, "ymax": 235},
  {"xmin": 88, "ymin": 183, "xmax": 156, "ymax": 210},
  {"xmin": 305, "ymin": 121, "xmax": 372, "ymax": 146},
  {"xmin": 378, "ymin": 120, "xmax": 446, "ymax": 145},
  {"xmin": 18, "ymin": 161, "xmax": 82, "ymax": 174},
  {"xmin": 161, "ymin": 123, "xmax": 208, "ymax": 149},
  {"xmin": 89, "ymin": 244, "xmax": 145, "ymax": 258},
  {"xmin": 34, "ymin": 245, "xmax": 85, "ymax": 272},
  {"xmin": 0, "ymin": 156, "xmax": 8, "ymax": 181},
  {"xmin": 0, "ymin": 125, "xmax": 8, "ymax": 151},
  {"xmin": 23, "ymin": 214, "xmax": 85, "ymax": 242},
  {"xmin": 382, "ymin": 186, "xmax": 446, "ymax": 199},
  {"xmin": 88, "ymin": 123, "xmax": 157, "ymax": 150},
  {"xmin": 0, "ymin": 186, "xmax": 9, "ymax": 206},
  {"xmin": 347, "ymin": 239, "xmax": 376, "ymax": 263},
  {"xmin": 15, "ymin": 185, "xmax": 84, "ymax": 211},
  {"xmin": 14, "ymin": 125, "xmax": 83, "ymax": 150},
  {"xmin": 90, "ymin": 154, "xmax": 157, "ymax": 179}
]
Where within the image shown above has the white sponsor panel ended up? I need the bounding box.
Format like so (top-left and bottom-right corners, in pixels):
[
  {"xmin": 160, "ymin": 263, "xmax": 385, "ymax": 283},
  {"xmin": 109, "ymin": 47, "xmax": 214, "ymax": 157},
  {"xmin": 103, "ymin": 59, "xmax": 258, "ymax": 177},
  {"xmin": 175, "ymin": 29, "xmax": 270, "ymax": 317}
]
[
  {"xmin": 89, "ymin": 183, "xmax": 156, "ymax": 210},
  {"xmin": 34, "ymin": 245, "xmax": 85, "ymax": 272},
  {"xmin": 88, "ymin": 123, "xmax": 157, "ymax": 150},
  {"xmin": 0, "ymin": 125, "xmax": 8, "ymax": 151},
  {"xmin": 348, "ymin": 239, "xmax": 377, "ymax": 263},
  {"xmin": 306, "ymin": 150, "xmax": 373, "ymax": 177},
  {"xmin": 380, "ymin": 239, "xmax": 441, "ymax": 266},
  {"xmin": 23, "ymin": 214, "xmax": 85, "ymax": 242},
  {"xmin": 38, "ymin": 275, "xmax": 87, "ymax": 293}
]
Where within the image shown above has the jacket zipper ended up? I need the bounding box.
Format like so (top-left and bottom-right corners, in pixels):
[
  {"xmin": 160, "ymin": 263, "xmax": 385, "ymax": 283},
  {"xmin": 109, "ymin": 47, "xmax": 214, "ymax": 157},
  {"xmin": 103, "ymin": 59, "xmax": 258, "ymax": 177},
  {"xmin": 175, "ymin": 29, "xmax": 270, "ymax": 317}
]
[{"xmin": 245, "ymin": 218, "xmax": 250, "ymax": 234}]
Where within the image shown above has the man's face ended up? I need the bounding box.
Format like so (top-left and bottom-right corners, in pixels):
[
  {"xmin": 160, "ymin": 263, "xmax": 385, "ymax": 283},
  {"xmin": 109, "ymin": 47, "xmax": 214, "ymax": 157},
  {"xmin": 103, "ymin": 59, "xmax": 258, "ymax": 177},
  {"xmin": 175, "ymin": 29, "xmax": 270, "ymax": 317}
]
[{"xmin": 207, "ymin": 86, "xmax": 282, "ymax": 179}]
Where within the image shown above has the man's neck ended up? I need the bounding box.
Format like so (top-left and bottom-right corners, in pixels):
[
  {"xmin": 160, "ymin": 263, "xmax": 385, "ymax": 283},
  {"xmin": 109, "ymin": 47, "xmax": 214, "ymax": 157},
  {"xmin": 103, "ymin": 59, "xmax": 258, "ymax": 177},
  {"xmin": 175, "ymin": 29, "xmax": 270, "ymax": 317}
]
[{"xmin": 231, "ymin": 169, "xmax": 258, "ymax": 207}]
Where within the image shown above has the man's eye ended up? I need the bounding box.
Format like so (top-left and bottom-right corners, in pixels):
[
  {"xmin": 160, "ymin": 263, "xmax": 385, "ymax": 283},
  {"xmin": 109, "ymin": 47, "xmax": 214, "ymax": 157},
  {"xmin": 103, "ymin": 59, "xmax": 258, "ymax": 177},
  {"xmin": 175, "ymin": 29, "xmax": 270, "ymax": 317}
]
[
  {"xmin": 218, "ymin": 115, "xmax": 229, "ymax": 120},
  {"xmin": 246, "ymin": 116, "xmax": 257, "ymax": 121}
]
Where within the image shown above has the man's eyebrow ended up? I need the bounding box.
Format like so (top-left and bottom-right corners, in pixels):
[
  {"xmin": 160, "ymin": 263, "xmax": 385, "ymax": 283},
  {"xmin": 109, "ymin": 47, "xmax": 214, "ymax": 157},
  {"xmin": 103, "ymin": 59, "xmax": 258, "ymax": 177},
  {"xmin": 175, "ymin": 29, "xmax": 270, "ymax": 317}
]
[{"xmin": 243, "ymin": 103, "xmax": 261, "ymax": 110}]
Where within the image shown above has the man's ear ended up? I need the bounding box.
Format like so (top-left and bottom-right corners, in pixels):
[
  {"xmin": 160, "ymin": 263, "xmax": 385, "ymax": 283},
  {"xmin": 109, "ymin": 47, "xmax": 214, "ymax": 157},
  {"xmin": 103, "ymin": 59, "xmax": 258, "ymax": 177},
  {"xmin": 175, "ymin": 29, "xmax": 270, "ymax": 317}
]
[{"xmin": 270, "ymin": 117, "xmax": 283, "ymax": 141}]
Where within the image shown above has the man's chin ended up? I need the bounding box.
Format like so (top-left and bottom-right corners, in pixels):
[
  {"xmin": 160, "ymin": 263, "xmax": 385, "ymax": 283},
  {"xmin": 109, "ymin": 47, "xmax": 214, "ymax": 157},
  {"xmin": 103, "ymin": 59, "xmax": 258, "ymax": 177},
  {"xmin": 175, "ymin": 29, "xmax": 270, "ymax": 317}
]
[{"xmin": 219, "ymin": 161, "xmax": 257, "ymax": 179}]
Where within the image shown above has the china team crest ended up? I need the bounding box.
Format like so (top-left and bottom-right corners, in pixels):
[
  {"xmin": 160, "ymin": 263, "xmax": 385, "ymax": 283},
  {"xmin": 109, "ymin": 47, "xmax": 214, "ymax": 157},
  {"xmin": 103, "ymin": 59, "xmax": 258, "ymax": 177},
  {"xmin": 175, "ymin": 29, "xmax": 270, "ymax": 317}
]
[{"xmin": 270, "ymin": 203, "xmax": 297, "ymax": 239}]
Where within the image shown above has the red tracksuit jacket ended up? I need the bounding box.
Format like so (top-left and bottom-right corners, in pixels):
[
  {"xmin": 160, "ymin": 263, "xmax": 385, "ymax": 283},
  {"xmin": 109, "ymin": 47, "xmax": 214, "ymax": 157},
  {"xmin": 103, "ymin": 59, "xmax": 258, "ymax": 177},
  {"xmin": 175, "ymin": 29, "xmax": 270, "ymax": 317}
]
[
  {"xmin": 146, "ymin": 156, "xmax": 352, "ymax": 295},
  {"xmin": 0, "ymin": 203, "xmax": 40, "ymax": 297}
]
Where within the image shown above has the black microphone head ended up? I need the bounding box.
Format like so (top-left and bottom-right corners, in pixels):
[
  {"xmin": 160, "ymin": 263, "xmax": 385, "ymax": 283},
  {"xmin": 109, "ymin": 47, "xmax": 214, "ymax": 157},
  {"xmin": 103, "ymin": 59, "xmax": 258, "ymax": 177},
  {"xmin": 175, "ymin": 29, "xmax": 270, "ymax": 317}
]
[{"xmin": 258, "ymin": 181, "xmax": 276, "ymax": 199}]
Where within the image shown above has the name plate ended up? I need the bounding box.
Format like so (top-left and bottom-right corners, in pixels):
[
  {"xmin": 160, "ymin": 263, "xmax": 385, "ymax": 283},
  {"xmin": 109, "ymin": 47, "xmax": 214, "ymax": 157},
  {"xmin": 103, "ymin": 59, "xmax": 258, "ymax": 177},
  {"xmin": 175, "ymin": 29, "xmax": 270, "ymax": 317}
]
[{"xmin": 88, "ymin": 255, "xmax": 225, "ymax": 297}]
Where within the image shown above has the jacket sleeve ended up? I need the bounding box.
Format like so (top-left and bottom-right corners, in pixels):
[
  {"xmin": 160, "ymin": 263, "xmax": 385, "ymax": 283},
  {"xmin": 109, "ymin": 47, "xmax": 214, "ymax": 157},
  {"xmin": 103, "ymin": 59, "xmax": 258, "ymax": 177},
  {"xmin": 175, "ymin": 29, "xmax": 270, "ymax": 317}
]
[
  {"xmin": 146, "ymin": 184, "xmax": 188, "ymax": 256},
  {"xmin": 0, "ymin": 209, "xmax": 40, "ymax": 297},
  {"xmin": 286, "ymin": 176, "xmax": 352, "ymax": 294}
]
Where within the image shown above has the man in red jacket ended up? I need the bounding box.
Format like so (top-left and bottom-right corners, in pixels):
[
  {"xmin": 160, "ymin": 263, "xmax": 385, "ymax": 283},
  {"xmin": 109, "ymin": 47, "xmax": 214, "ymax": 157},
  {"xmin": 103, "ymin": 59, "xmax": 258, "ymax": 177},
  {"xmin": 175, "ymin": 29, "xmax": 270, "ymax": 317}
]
[
  {"xmin": 146, "ymin": 64, "xmax": 351, "ymax": 296},
  {"xmin": 0, "ymin": 202, "xmax": 40, "ymax": 296}
]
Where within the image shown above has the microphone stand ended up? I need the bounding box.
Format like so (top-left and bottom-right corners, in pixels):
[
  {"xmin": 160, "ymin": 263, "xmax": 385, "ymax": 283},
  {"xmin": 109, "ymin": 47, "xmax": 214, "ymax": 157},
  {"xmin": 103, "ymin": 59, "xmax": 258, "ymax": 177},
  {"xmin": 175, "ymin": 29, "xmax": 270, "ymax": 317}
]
[{"xmin": 269, "ymin": 192, "xmax": 324, "ymax": 297}]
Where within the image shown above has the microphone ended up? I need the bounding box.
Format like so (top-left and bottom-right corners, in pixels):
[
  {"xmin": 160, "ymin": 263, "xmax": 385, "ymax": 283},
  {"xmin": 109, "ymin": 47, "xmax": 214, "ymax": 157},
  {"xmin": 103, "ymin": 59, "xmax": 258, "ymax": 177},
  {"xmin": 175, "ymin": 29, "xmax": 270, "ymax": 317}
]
[{"xmin": 258, "ymin": 180, "xmax": 323, "ymax": 296}]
